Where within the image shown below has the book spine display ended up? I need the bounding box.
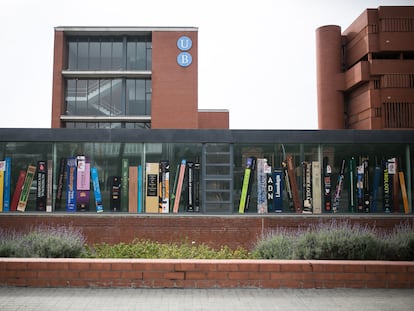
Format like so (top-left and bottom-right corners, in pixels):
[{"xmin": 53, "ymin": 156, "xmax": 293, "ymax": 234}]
[
  {"xmin": 129, "ymin": 166, "xmax": 138, "ymax": 213},
  {"xmin": 273, "ymin": 169, "xmax": 283, "ymax": 213},
  {"xmin": 302, "ymin": 162, "xmax": 312, "ymax": 214},
  {"xmin": 194, "ymin": 158, "xmax": 200, "ymax": 213},
  {"xmin": 159, "ymin": 160, "xmax": 170, "ymax": 214},
  {"xmin": 66, "ymin": 157, "xmax": 77, "ymax": 212},
  {"xmin": 371, "ymin": 164, "xmax": 381, "ymax": 213},
  {"xmin": 323, "ymin": 157, "xmax": 332, "ymax": 212},
  {"xmin": 121, "ymin": 159, "xmax": 129, "ymax": 212},
  {"xmin": 76, "ymin": 156, "xmax": 90, "ymax": 212},
  {"xmin": 239, "ymin": 157, "xmax": 256, "ymax": 213},
  {"xmin": 312, "ymin": 161, "xmax": 321, "ymax": 214},
  {"xmin": 266, "ymin": 171, "xmax": 274, "ymax": 213},
  {"xmin": 286, "ymin": 155, "xmax": 301, "ymax": 213},
  {"xmin": 281, "ymin": 160, "xmax": 294, "ymax": 211},
  {"xmin": 348, "ymin": 157, "xmax": 356, "ymax": 213},
  {"xmin": 3, "ymin": 157, "xmax": 11, "ymax": 212},
  {"xmin": 357, "ymin": 164, "xmax": 364, "ymax": 213},
  {"xmin": 383, "ymin": 159, "xmax": 392, "ymax": 213},
  {"xmin": 91, "ymin": 167, "xmax": 103, "ymax": 212},
  {"xmin": 399, "ymin": 171, "xmax": 409, "ymax": 214},
  {"xmin": 36, "ymin": 160, "xmax": 47, "ymax": 211},
  {"xmin": 0, "ymin": 161, "xmax": 4, "ymax": 212},
  {"xmin": 389, "ymin": 158, "xmax": 400, "ymax": 213},
  {"xmin": 173, "ymin": 160, "xmax": 186, "ymax": 213},
  {"xmin": 46, "ymin": 159, "xmax": 53, "ymax": 212},
  {"xmin": 186, "ymin": 161, "xmax": 194, "ymax": 212},
  {"xmin": 110, "ymin": 176, "xmax": 121, "ymax": 212},
  {"xmin": 362, "ymin": 158, "xmax": 370, "ymax": 213},
  {"xmin": 145, "ymin": 162, "xmax": 159, "ymax": 213},
  {"xmin": 11, "ymin": 170, "xmax": 26, "ymax": 211},
  {"xmin": 55, "ymin": 158, "xmax": 66, "ymax": 210},
  {"xmin": 332, "ymin": 159, "xmax": 346, "ymax": 213},
  {"xmin": 137, "ymin": 165, "xmax": 143, "ymax": 213},
  {"xmin": 17, "ymin": 165, "xmax": 36, "ymax": 212}
]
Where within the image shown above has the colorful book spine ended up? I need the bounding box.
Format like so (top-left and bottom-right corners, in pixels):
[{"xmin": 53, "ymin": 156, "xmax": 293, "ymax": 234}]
[
  {"xmin": 55, "ymin": 158, "xmax": 66, "ymax": 210},
  {"xmin": 76, "ymin": 156, "xmax": 90, "ymax": 212},
  {"xmin": 348, "ymin": 157, "xmax": 356, "ymax": 213},
  {"xmin": 46, "ymin": 159, "xmax": 53, "ymax": 212},
  {"xmin": 137, "ymin": 165, "xmax": 143, "ymax": 213},
  {"xmin": 186, "ymin": 161, "xmax": 194, "ymax": 212},
  {"xmin": 302, "ymin": 162, "xmax": 312, "ymax": 214},
  {"xmin": 159, "ymin": 160, "xmax": 170, "ymax": 214},
  {"xmin": 170, "ymin": 164, "xmax": 180, "ymax": 212},
  {"xmin": 3, "ymin": 157, "xmax": 11, "ymax": 212},
  {"xmin": 238, "ymin": 157, "xmax": 256, "ymax": 213},
  {"xmin": 110, "ymin": 176, "xmax": 121, "ymax": 212},
  {"xmin": 173, "ymin": 160, "xmax": 186, "ymax": 213},
  {"xmin": 399, "ymin": 171, "xmax": 409, "ymax": 214},
  {"xmin": 129, "ymin": 166, "xmax": 138, "ymax": 213},
  {"xmin": 146, "ymin": 162, "xmax": 159, "ymax": 213},
  {"xmin": 273, "ymin": 169, "xmax": 283, "ymax": 213},
  {"xmin": 11, "ymin": 170, "xmax": 26, "ymax": 211},
  {"xmin": 91, "ymin": 167, "xmax": 103, "ymax": 213},
  {"xmin": 312, "ymin": 161, "xmax": 322, "ymax": 214},
  {"xmin": 121, "ymin": 159, "xmax": 129, "ymax": 212},
  {"xmin": 287, "ymin": 155, "xmax": 301, "ymax": 213},
  {"xmin": 371, "ymin": 165, "xmax": 381, "ymax": 213},
  {"xmin": 66, "ymin": 157, "xmax": 77, "ymax": 212},
  {"xmin": 194, "ymin": 157, "xmax": 200, "ymax": 213},
  {"xmin": 266, "ymin": 172, "xmax": 274, "ymax": 213},
  {"xmin": 357, "ymin": 164, "xmax": 364, "ymax": 212},
  {"xmin": 36, "ymin": 160, "xmax": 47, "ymax": 211},
  {"xmin": 383, "ymin": 159, "xmax": 392, "ymax": 213},
  {"xmin": 257, "ymin": 158, "xmax": 270, "ymax": 214},
  {"xmin": 0, "ymin": 161, "xmax": 5, "ymax": 212},
  {"xmin": 362, "ymin": 158, "xmax": 370, "ymax": 213},
  {"xmin": 17, "ymin": 165, "xmax": 36, "ymax": 212}
]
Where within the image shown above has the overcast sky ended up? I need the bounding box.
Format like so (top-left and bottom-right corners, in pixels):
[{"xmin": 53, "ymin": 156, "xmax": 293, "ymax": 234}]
[{"xmin": 1, "ymin": 0, "xmax": 413, "ymax": 129}]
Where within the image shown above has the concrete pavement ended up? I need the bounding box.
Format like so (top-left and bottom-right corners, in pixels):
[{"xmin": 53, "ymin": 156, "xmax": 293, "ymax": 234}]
[{"xmin": 1, "ymin": 287, "xmax": 413, "ymax": 311}]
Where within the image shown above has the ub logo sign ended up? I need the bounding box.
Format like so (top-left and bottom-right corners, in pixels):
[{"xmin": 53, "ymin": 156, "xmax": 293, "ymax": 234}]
[{"xmin": 177, "ymin": 36, "xmax": 193, "ymax": 67}]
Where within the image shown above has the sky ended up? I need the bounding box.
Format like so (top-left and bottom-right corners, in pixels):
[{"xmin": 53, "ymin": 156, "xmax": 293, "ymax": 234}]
[{"xmin": 1, "ymin": 0, "xmax": 413, "ymax": 129}]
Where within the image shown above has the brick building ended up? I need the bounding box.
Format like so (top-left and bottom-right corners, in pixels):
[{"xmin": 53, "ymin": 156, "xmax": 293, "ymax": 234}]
[
  {"xmin": 316, "ymin": 6, "xmax": 414, "ymax": 129},
  {"xmin": 51, "ymin": 26, "xmax": 229, "ymax": 129}
]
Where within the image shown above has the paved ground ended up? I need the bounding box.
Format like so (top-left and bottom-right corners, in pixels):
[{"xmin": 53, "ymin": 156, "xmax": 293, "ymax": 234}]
[{"xmin": 1, "ymin": 287, "xmax": 413, "ymax": 311}]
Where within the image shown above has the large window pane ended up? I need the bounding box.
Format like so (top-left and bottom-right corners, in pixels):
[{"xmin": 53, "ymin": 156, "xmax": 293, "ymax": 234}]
[
  {"xmin": 101, "ymin": 42, "xmax": 112, "ymax": 70},
  {"xmin": 112, "ymin": 41, "xmax": 123, "ymax": 70},
  {"xmin": 89, "ymin": 41, "xmax": 101, "ymax": 70},
  {"xmin": 77, "ymin": 41, "xmax": 89, "ymax": 70},
  {"xmin": 67, "ymin": 42, "xmax": 77, "ymax": 70},
  {"xmin": 65, "ymin": 80, "xmax": 77, "ymax": 114},
  {"xmin": 87, "ymin": 80, "xmax": 99, "ymax": 115},
  {"xmin": 126, "ymin": 42, "xmax": 137, "ymax": 70},
  {"xmin": 111, "ymin": 79, "xmax": 123, "ymax": 115}
]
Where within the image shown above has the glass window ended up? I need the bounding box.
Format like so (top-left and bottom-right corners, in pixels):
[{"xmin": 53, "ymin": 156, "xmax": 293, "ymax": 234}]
[
  {"xmin": 89, "ymin": 41, "xmax": 101, "ymax": 70},
  {"xmin": 100, "ymin": 42, "xmax": 112, "ymax": 70},
  {"xmin": 68, "ymin": 42, "xmax": 78, "ymax": 70},
  {"xmin": 112, "ymin": 41, "xmax": 123, "ymax": 70},
  {"xmin": 126, "ymin": 41, "xmax": 137, "ymax": 70},
  {"xmin": 77, "ymin": 41, "xmax": 89, "ymax": 70}
]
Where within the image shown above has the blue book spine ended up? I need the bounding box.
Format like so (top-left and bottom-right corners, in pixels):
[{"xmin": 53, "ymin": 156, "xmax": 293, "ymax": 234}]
[
  {"xmin": 274, "ymin": 169, "xmax": 284, "ymax": 212},
  {"xmin": 66, "ymin": 157, "xmax": 77, "ymax": 212},
  {"xmin": 3, "ymin": 157, "xmax": 11, "ymax": 212},
  {"xmin": 137, "ymin": 165, "xmax": 142, "ymax": 213},
  {"xmin": 91, "ymin": 167, "xmax": 103, "ymax": 213},
  {"xmin": 371, "ymin": 166, "xmax": 381, "ymax": 213}
]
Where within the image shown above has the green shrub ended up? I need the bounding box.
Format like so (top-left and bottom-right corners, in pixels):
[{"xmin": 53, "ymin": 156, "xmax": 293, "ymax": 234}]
[
  {"xmin": 84, "ymin": 239, "xmax": 251, "ymax": 259},
  {"xmin": 0, "ymin": 225, "xmax": 86, "ymax": 258},
  {"xmin": 253, "ymin": 220, "xmax": 414, "ymax": 261}
]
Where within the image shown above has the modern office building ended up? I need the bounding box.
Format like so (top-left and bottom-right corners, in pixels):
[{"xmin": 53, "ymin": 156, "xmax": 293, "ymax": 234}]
[
  {"xmin": 51, "ymin": 26, "xmax": 229, "ymax": 129},
  {"xmin": 316, "ymin": 6, "xmax": 414, "ymax": 129}
]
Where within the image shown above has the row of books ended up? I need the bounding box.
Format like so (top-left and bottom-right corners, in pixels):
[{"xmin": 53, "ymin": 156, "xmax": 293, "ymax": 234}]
[
  {"xmin": 238, "ymin": 155, "xmax": 410, "ymax": 214},
  {"xmin": 0, "ymin": 156, "xmax": 200, "ymax": 213}
]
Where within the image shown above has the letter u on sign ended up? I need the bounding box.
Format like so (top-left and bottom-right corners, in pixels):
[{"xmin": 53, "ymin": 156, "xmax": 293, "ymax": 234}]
[{"xmin": 177, "ymin": 36, "xmax": 192, "ymax": 51}]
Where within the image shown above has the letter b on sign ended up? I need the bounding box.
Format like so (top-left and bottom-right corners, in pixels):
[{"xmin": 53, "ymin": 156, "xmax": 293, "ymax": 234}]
[{"xmin": 177, "ymin": 52, "xmax": 192, "ymax": 67}]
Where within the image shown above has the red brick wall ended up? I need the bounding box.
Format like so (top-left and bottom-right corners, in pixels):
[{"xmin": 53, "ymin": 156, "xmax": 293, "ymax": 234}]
[
  {"xmin": 151, "ymin": 31, "xmax": 198, "ymax": 128},
  {"xmin": 1, "ymin": 258, "xmax": 413, "ymax": 289},
  {"xmin": 198, "ymin": 110, "xmax": 229, "ymax": 129},
  {"xmin": 51, "ymin": 30, "xmax": 66, "ymax": 128},
  {"xmin": 0, "ymin": 215, "xmax": 411, "ymax": 250}
]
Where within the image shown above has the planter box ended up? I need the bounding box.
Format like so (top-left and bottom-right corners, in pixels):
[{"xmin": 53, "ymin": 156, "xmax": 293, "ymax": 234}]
[{"xmin": 1, "ymin": 258, "xmax": 413, "ymax": 289}]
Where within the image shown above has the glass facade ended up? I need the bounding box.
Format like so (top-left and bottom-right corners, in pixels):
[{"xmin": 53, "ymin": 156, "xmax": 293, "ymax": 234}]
[
  {"xmin": 0, "ymin": 129, "xmax": 412, "ymax": 215},
  {"xmin": 64, "ymin": 35, "xmax": 152, "ymax": 129}
]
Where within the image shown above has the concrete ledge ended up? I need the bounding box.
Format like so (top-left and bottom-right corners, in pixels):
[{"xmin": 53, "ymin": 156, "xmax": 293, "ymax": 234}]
[{"xmin": 1, "ymin": 258, "xmax": 413, "ymax": 289}]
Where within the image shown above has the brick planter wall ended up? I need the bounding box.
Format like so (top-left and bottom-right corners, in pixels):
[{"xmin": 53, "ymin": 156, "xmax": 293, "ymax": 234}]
[
  {"xmin": 1, "ymin": 258, "xmax": 413, "ymax": 289},
  {"xmin": 0, "ymin": 214, "xmax": 412, "ymax": 250}
]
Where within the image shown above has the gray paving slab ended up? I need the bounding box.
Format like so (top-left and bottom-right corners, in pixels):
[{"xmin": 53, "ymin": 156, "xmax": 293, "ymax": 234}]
[{"xmin": 0, "ymin": 287, "xmax": 413, "ymax": 311}]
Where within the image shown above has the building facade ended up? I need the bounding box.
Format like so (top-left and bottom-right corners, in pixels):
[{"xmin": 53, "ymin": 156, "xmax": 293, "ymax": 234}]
[
  {"xmin": 51, "ymin": 27, "xmax": 229, "ymax": 129},
  {"xmin": 316, "ymin": 6, "xmax": 414, "ymax": 129}
]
